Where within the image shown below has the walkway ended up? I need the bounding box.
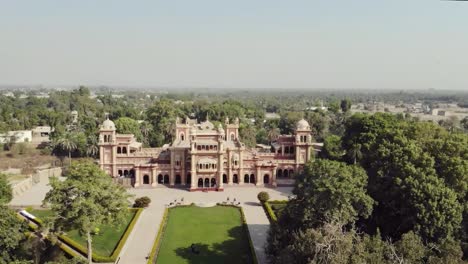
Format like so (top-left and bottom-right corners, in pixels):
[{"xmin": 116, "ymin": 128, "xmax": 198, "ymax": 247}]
[
  {"xmin": 119, "ymin": 186, "xmax": 291, "ymax": 264},
  {"xmin": 8, "ymin": 179, "xmax": 292, "ymax": 264}
]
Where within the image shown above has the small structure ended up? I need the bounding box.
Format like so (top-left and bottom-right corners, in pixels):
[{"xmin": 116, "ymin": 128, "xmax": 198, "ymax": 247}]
[{"xmin": 0, "ymin": 130, "xmax": 32, "ymax": 144}]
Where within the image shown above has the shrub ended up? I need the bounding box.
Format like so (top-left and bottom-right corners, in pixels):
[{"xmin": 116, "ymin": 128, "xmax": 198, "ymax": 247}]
[
  {"xmin": 257, "ymin": 191, "xmax": 270, "ymax": 203},
  {"xmin": 134, "ymin": 196, "xmax": 151, "ymax": 208}
]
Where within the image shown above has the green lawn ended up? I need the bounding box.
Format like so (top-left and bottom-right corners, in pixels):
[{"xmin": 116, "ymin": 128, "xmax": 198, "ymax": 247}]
[
  {"xmin": 28, "ymin": 209, "xmax": 137, "ymax": 257},
  {"xmin": 156, "ymin": 206, "xmax": 254, "ymax": 264}
]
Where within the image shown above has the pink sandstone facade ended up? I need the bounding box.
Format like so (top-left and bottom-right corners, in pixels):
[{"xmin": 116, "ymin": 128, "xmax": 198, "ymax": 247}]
[{"xmin": 99, "ymin": 117, "xmax": 319, "ymax": 191}]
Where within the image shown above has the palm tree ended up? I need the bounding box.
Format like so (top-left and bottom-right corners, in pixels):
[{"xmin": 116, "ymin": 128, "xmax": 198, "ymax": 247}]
[
  {"xmin": 140, "ymin": 121, "xmax": 152, "ymax": 145},
  {"xmin": 54, "ymin": 133, "xmax": 77, "ymax": 166},
  {"xmin": 86, "ymin": 135, "xmax": 99, "ymax": 158},
  {"xmin": 267, "ymin": 127, "xmax": 280, "ymax": 144},
  {"xmin": 347, "ymin": 143, "xmax": 362, "ymax": 165}
]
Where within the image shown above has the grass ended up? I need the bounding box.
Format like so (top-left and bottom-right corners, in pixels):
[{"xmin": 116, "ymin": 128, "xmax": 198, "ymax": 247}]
[
  {"xmin": 28, "ymin": 209, "xmax": 137, "ymax": 257},
  {"xmin": 156, "ymin": 206, "xmax": 254, "ymax": 264}
]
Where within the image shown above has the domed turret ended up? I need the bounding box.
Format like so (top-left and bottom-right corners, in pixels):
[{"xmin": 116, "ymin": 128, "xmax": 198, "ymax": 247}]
[
  {"xmin": 101, "ymin": 118, "xmax": 116, "ymax": 130},
  {"xmin": 296, "ymin": 119, "xmax": 310, "ymax": 131}
]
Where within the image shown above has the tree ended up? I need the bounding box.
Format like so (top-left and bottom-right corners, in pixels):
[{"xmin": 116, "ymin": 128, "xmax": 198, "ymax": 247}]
[
  {"xmin": 85, "ymin": 135, "xmax": 99, "ymax": 158},
  {"xmin": 53, "ymin": 132, "xmax": 77, "ymax": 165},
  {"xmin": 278, "ymin": 111, "xmax": 303, "ymax": 135},
  {"xmin": 257, "ymin": 191, "xmax": 270, "ymax": 203},
  {"xmin": 139, "ymin": 121, "xmax": 152, "ymax": 146},
  {"xmin": 0, "ymin": 206, "xmax": 28, "ymax": 263},
  {"xmin": 133, "ymin": 196, "xmax": 151, "ymax": 208},
  {"xmin": 114, "ymin": 117, "xmax": 143, "ymax": 142},
  {"xmin": 0, "ymin": 173, "xmax": 12, "ymax": 204},
  {"xmin": 291, "ymin": 159, "xmax": 374, "ymax": 227},
  {"xmin": 146, "ymin": 99, "xmax": 182, "ymax": 147},
  {"xmin": 340, "ymin": 99, "xmax": 352, "ymax": 113},
  {"xmin": 239, "ymin": 123, "xmax": 257, "ymax": 147},
  {"xmin": 43, "ymin": 161, "xmax": 131, "ymax": 263},
  {"xmin": 320, "ymin": 135, "xmax": 343, "ymax": 160},
  {"xmin": 267, "ymin": 127, "xmax": 280, "ymax": 144}
]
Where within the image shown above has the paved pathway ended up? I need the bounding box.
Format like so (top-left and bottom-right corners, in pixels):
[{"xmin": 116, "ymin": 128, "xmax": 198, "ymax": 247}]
[{"xmin": 8, "ymin": 181, "xmax": 292, "ymax": 264}]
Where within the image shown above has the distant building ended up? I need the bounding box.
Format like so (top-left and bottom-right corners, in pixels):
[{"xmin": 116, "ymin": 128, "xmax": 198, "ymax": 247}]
[
  {"xmin": 0, "ymin": 130, "xmax": 32, "ymax": 144},
  {"xmin": 265, "ymin": 113, "xmax": 280, "ymax": 120},
  {"xmin": 99, "ymin": 117, "xmax": 319, "ymax": 191},
  {"xmin": 31, "ymin": 126, "xmax": 53, "ymax": 144}
]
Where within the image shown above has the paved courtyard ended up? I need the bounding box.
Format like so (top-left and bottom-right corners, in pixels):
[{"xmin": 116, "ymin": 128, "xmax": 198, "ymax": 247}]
[{"xmin": 9, "ymin": 180, "xmax": 293, "ymax": 264}]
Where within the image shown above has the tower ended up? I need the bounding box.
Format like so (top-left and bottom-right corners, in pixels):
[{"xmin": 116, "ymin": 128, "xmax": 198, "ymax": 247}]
[
  {"xmin": 99, "ymin": 117, "xmax": 117, "ymax": 176},
  {"xmin": 294, "ymin": 119, "xmax": 313, "ymax": 165}
]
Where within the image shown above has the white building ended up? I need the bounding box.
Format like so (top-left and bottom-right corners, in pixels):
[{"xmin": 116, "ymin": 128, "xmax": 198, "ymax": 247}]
[{"xmin": 0, "ymin": 130, "xmax": 33, "ymax": 144}]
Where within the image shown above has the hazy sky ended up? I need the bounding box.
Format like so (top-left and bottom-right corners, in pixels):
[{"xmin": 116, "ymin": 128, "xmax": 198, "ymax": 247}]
[{"xmin": 0, "ymin": 1, "xmax": 467, "ymax": 90}]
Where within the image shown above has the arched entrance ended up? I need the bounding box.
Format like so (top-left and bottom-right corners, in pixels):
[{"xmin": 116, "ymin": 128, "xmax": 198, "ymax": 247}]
[
  {"xmin": 158, "ymin": 174, "xmax": 163, "ymax": 184},
  {"xmin": 289, "ymin": 169, "xmax": 294, "ymax": 177},
  {"xmin": 277, "ymin": 169, "xmax": 283, "ymax": 178},
  {"xmin": 211, "ymin": 178, "xmax": 216, "ymax": 187},
  {"xmin": 283, "ymin": 169, "xmax": 289, "ymax": 178},
  {"xmin": 175, "ymin": 175, "xmax": 181, "ymax": 184},
  {"xmin": 244, "ymin": 174, "xmax": 249, "ymax": 183},
  {"xmin": 143, "ymin": 175, "xmax": 150, "ymax": 184},
  {"xmin": 198, "ymin": 178, "xmax": 203, "ymax": 188},
  {"xmin": 164, "ymin": 174, "xmax": 169, "ymax": 184},
  {"xmin": 204, "ymin": 178, "xmax": 210, "ymax": 188},
  {"xmin": 187, "ymin": 173, "xmax": 191, "ymax": 185},
  {"xmin": 264, "ymin": 174, "xmax": 269, "ymax": 184},
  {"xmin": 233, "ymin": 174, "xmax": 238, "ymax": 183},
  {"xmin": 223, "ymin": 174, "xmax": 227, "ymax": 184},
  {"xmin": 250, "ymin": 174, "xmax": 255, "ymax": 184}
]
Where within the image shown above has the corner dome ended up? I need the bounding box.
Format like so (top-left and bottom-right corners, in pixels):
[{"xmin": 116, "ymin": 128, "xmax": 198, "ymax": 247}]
[
  {"xmin": 296, "ymin": 119, "xmax": 310, "ymax": 130},
  {"xmin": 101, "ymin": 118, "xmax": 116, "ymax": 130}
]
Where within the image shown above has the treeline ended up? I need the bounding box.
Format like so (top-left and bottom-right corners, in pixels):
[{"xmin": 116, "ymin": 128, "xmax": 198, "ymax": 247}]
[{"xmin": 267, "ymin": 113, "xmax": 468, "ymax": 263}]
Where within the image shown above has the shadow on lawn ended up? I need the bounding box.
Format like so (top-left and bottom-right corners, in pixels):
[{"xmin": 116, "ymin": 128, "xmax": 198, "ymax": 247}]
[{"xmin": 174, "ymin": 226, "xmax": 254, "ymax": 264}]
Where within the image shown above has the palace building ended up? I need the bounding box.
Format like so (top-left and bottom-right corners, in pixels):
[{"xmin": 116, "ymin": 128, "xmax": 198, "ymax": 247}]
[{"xmin": 98, "ymin": 117, "xmax": 320, "ymax": 191}]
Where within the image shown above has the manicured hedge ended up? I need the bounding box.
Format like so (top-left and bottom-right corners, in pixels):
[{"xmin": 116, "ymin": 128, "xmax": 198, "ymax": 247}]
[
  {"xmin": 262, "ymin": 200, "xmax": 288, "ymax": 223},
  {"xmin": 26, "ymin": 208, "xmax": 142, "ymax": 263},
  {"xmin": 147, "ymin": 207, "xmax": 169, "ymax": 264}
]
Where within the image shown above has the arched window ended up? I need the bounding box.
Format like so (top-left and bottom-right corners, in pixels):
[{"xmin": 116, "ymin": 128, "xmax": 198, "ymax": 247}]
[
  {"xmin": 122, "ymin": 147, "xmax": 127, "ymax": 154},
  {"xmin": 231, "ymin": 133, "xmax": 235, "ymax": 141},
  {"xmin": 180, "ymin": 133, "xmax": 185, "ymax": 141},
  {"xmin": 198, "ymin": 178, "xmax": 203, "ymax": 188},
  {"xmin": 233, "ymin": 174, "xmax": 238, "ymax": 183},
  {"xmin": 197, "ymin": 145, "xmax": 201, "ymax": 151},
  {"xmin": 211, "ymin": 178, "xmax": 216, "ymax": 187},
  {"xmin": 117, "ymin": 147, "xmax": 122, "ymax": 154},
  {"xmin": 118, "ymin": 170, "xmax": 123, "ymax": 176}
]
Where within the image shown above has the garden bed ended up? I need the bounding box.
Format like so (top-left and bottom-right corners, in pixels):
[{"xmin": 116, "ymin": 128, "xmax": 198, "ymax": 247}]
[{"xmin": 27, "ymin": 208, "xmax": 142, "ymax": 262}]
